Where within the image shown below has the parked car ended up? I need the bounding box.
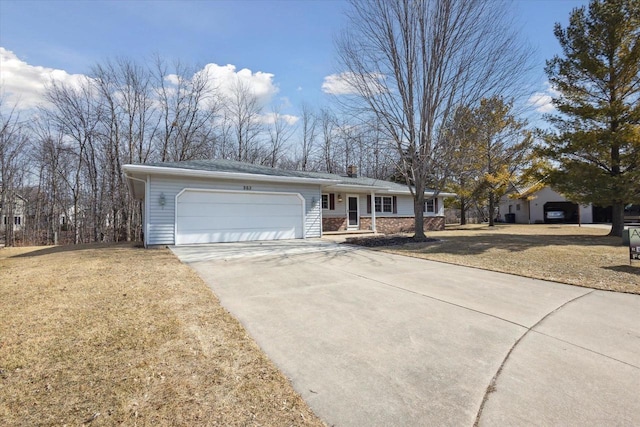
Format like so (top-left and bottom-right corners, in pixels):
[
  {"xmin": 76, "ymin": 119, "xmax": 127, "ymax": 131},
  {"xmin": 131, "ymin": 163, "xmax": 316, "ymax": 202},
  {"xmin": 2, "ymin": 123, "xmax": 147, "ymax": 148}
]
[{"xmin": 545, "ymin": 210, "xmax": 565, "ymax": 222}]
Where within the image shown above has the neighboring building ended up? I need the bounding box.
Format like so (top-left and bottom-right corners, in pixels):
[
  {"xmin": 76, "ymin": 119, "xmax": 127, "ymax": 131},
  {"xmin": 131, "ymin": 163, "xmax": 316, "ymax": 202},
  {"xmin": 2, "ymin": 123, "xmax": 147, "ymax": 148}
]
[
  {"xmin": 0, "ymin": 194, "xmax": 27, "ymax": 232},
  {"xmin": 123, "ymin": 159, "xmax": 453, "ymax": 247},
  {"xmin": 498, "ymin": 185, "xmax": 593, "ymax": 224}
]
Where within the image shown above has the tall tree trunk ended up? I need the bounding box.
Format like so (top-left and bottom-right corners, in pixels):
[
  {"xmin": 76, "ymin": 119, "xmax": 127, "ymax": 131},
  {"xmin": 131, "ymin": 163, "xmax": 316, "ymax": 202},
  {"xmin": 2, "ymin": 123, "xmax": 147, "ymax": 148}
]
[
  {"xmin": 73, "ymin": 192, "xmax": 80, "ymax": 245},
  {"xmin": 460, "ymin": 196, "xmax": 467, "ymax": 225},
  {"xmin": 488, "ymin": 191, "xmax": 495, "ymax": 227},
  {"xmin": 414, "ymin": 186, "xmax": 426, "ymax": 239},
  {"xmin": 609, "ymin": 203, "xmax": 624, "ymax": 237}
]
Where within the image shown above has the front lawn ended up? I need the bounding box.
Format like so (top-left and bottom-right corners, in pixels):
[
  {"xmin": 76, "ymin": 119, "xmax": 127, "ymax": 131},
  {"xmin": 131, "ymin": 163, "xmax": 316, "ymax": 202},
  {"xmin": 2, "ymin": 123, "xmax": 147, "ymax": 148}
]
[
  {"xmin": 377, "ymin": 225, "xmax": 639, "ymax": 294},
  {"xmin": 0, "ymin": 244, "xmax": 324, "ymax": 426}
]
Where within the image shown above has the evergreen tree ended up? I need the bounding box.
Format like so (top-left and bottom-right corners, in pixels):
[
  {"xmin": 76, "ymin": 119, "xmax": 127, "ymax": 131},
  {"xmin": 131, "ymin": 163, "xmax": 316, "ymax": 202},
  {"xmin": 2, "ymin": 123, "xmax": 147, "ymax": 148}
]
[{"xmin": 543, "ymin": 0, "xmax": 640, "ymax": 237}]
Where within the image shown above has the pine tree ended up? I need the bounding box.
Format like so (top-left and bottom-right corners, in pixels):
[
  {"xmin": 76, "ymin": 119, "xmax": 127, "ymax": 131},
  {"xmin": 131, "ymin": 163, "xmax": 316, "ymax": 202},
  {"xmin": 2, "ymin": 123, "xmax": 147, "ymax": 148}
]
[{"xmin": 543, "ymin": 0, "xmax": 640, "ymax": 237}]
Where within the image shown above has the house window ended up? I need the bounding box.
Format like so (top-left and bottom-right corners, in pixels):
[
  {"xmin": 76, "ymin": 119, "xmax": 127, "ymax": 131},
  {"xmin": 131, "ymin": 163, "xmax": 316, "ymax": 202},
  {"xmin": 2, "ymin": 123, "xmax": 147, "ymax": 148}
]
[
  {"xmin": 321, "ymin": 194, "xmax": 329, "ymax": 210},
  {"xmin": 374, "ymin": 196, "xmax": 393, "ymax": 213},
  {"xmin": 424, "ymin": 198, "xmax": 435, "ymax": 213},
  {"xmin": 516, "ymin": 204, "xmax": 521, "ymax": 211},
  {"xmin": 14, "ymin": 216, "xmax": 21, "ymax": 225}
]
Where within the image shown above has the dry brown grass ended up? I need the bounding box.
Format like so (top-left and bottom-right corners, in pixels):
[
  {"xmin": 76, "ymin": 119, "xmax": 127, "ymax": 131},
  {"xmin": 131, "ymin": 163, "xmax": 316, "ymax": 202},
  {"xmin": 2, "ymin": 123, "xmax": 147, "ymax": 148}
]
[
  {"xmin": 0, "ymin": 243, "xmax": 324, "ymax": 427},
  {"xmin": 380, "ymin": 224, "xmax": 639, "ymax": 294}
]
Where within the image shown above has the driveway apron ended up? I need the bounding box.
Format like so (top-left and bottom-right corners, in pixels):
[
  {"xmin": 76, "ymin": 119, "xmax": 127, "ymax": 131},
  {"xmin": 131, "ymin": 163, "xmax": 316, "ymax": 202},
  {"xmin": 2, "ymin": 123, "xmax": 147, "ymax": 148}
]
[{"xmin": 171, "ymin": 241, "xmax": 640, "ymax": 426}]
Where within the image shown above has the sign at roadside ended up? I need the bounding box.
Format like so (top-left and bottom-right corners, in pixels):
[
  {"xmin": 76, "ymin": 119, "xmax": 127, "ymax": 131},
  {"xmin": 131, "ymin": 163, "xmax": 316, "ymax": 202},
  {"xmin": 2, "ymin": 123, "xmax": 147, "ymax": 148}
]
[{"xmin": 630, "ymin": 227, "xmax": 640, "ymax": 264}]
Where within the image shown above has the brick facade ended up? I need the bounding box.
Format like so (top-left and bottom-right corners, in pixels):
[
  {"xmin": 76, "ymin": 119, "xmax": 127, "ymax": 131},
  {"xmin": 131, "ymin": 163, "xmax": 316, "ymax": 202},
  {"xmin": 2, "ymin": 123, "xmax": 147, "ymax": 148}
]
[
  {"xmin": 322, "ymin": 216, "xmax": 445, "ymax": 233},
  {"xmin": 322, "ymin": 217, "xmax": 348, "ymax": 231}
]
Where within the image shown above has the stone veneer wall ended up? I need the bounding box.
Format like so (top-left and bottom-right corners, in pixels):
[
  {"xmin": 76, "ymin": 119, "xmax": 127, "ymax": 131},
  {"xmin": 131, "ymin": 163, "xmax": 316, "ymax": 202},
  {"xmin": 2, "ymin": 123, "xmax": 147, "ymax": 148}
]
[
  {"xmin": 322, "ymin": 216, "xmax": 444, "ymax": 233},
  {"xmin": 322, "ymin": 217, "xmax": 348, "ymax": 231}
]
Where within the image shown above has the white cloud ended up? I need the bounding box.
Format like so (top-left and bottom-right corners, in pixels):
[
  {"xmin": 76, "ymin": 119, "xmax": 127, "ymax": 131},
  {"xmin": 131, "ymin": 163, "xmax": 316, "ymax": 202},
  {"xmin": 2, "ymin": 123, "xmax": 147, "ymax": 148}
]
[
  {"xmin": 322, "ymin": 73, "xmax": 357, "ymax": 95},
  {"xmin": 527, "ymin": 82, "xmax": 560, "ymax": 113},
  {"xmin": 257, "ymin": 112, "xmax": 299, "ymax": 126},
  {"xmin": 0, "ymin": 47, "xmax": 87, "ymax": 110},
  {"xmin": 164, "ymin": 74, "xmax": 181, "ymax": 86},
  {"xmin": 528, "ymin": 92, "xmax": 554, "ymax": 113},
  {"xmin": 321, "ymin": 72, "xmax": 386, "ymax": 95},
  {"xmin": 1, "ymin": 48, "xmax": 290, "ymax": 120},
  {"xmin": 196, "ymin": 63, "xmax": 279, "ymax": 107}
]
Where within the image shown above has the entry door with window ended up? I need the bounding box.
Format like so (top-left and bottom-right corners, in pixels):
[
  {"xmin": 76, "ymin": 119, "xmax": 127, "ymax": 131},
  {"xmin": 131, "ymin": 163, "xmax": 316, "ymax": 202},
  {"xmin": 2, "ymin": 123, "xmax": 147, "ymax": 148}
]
[{"xmin": 347, "ymin": 195, "xmax": 359, "ymax": 229}]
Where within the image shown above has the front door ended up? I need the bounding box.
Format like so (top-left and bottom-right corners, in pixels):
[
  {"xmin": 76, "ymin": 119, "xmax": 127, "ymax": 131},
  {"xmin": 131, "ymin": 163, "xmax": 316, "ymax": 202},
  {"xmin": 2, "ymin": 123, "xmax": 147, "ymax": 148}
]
[{"xmin": 347, "ymin": 195, "xmax": 359, "ymax": 229}]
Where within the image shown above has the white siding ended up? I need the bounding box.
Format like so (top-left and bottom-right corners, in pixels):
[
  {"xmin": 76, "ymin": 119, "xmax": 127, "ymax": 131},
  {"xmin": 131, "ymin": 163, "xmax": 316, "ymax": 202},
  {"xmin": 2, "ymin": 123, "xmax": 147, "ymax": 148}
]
[
  {"xmin": 499, "ymin": 187, "xmax": 594, "ymax": 224},
  {"xmin": 146, "ymin": 174, "xmax": 321, "ymax": 245},
  {"xmin": 579, "ymin": 204, "xmax": 593, "ymax": 223},
  {"xmin": 389, "ymin": 195, "xmax": 415, "ymax": 216},
  {"xmin": 529, "ymin": 187, "xmax": 569, "ymax": 223},
  {"xmin": 322, "ymin": 193, "xmax": 443, "ymax": 219},
  {"xmin": 361, "ymin": 194, "xmax": 442, "ymax": 217},
  {"xmin": 322, "ymin": 193, "xmax": 346, "ymax": 218},
  {"xmin": 499, "ymin": 199, "xmax": 530, "ymax": 223}
]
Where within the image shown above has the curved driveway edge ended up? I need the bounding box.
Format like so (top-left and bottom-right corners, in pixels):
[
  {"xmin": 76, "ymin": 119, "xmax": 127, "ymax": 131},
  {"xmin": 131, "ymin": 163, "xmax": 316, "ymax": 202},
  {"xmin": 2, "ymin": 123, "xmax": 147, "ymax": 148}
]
[{"xmin": 171, "ymin": 240, "xmax": 640, "ymax": 426}]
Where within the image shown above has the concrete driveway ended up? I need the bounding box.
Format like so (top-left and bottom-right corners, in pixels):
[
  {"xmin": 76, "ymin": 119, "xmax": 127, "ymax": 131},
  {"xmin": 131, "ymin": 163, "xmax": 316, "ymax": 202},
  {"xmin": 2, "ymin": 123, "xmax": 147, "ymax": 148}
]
[{"xmin": 171, "ymin": 240, "xmax": 640, "ymax": 426}]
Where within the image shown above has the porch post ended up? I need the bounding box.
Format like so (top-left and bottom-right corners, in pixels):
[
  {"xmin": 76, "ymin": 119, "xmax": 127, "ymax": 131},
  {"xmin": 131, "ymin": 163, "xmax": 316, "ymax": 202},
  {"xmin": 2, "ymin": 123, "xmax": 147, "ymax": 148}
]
[{"xmin": 371, "ymin": 191, "xmax": 376, "ymax": 233}]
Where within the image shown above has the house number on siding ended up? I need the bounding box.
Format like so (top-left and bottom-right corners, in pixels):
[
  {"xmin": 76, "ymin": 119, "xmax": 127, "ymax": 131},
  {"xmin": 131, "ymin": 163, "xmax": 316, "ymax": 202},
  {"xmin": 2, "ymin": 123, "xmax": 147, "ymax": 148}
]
[{"xmin": 243, "ymin": 185, "xmax": 252, "ymax": 191}]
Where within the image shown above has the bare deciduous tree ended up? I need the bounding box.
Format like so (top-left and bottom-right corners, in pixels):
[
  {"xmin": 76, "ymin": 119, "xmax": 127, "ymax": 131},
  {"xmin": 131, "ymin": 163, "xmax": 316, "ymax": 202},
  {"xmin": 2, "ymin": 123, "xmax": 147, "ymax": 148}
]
[
  {"xmin": 318, "ymin": 108, "xmax": 340, "ymax": 173},
  {"xmin": 265, "ymin": 105, "xmax": 296, "ymax": 167},
  {"xmin": 0, "ymin": 101, "xmax": 29, "ymax": 246},
  {"xmin": 336, "ymin": 0, "xmax": 533, "ymax": 238},
  {"xmin": 224, "ymin": 78, "xmax": 264, "ymax": 163},
  {"xmin": 93, "ymin": 58, "xmax": 159, "ymax": 241},
  {"xmin": 154, "ymin": 58, "xmax": 219, "ymax": 162},
  {"xmin": 43, "ymin": 78, "xmax": 103, "ymax": 244}
]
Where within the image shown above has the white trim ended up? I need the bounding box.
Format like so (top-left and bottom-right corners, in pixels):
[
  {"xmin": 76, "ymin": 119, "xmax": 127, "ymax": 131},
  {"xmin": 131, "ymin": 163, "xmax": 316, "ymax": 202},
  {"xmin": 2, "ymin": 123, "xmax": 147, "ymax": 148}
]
[
  {"xmin": 174, "ymin": 188, "xmax": 306, "ymax": 244},
  {"xmin": 424, "ymin": 197, "xmax": 436, "ymax": 214},
  {"xmin": 325, "ymin": 183, "xmax": 388, "ymax": 192},
  {"xmin": 323, "ymin": 184, "xmax": 455, "ymax": 198},
  {"xmin": 321, "ymin": 193, "xmax": 330, "ymax": 210},
  {"xmin": 123, "ymin": 164, "xmax": 339, "ymax": 186},
  {"xmin": 375, "ymin": 195, "xmax": 394, "ymax": 213},
  {"xmin": 370, "ymin": 191, "xmax": 376, "ymax": 232},
  {"xmin": 145, "ymin": 175, "xmax": 150, "ymax": 248},
  {"xmin": 346, "ymin": 194, "xmax": 359, "ymax": 230}
]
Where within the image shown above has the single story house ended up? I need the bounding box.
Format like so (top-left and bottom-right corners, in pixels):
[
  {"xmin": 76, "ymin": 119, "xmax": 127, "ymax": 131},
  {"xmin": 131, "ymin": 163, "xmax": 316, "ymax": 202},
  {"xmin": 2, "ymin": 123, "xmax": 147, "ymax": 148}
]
[
  {"xmin": 498, "ymin": 185, "xmax": 594, "ymax": 224},
  {"xmin": 123, "ymin": 159, "xmax": 453, "ymax": 247}
]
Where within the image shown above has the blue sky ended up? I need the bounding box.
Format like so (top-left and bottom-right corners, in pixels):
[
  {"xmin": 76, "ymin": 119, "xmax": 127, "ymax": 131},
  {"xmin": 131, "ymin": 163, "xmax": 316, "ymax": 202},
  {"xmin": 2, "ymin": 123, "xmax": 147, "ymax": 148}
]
[{"xmin": 0, "ymin": 0, "xmax": 587, "ymax": 119}]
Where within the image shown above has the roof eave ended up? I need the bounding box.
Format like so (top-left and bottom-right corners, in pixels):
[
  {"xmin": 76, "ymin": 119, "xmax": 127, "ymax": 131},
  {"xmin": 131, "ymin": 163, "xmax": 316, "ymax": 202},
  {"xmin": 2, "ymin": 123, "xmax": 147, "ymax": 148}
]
[
  {"xmin": 323, "ymin": 183, "xmax": 389, "ymax": 192},
  {"xmin": 122, "ymin": 164, "xmax": 341, "ymax": 186}
]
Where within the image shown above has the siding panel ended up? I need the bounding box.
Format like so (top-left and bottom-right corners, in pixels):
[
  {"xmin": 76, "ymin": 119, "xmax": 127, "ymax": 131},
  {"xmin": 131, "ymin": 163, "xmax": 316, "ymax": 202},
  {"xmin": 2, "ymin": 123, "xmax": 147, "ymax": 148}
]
[{"xmin": 147, "ymin": 175, "xmax": 321, "ymax": 245}]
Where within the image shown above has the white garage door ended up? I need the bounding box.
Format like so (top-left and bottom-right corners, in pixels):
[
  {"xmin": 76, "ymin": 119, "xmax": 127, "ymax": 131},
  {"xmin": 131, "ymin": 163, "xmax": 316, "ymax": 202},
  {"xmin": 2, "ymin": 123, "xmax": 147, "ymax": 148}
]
[{"xmin": 176, "ymin": 189, "xmax": 304, "ymax": 244}]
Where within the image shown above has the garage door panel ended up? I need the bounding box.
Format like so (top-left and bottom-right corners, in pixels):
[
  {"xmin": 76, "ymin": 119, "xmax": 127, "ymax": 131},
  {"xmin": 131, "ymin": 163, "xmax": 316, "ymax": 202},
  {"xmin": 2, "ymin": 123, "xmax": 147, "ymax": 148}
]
[
  {"xmin": 178, "ymin": 215, "xmax": 301, "ymax": 232},
  {"xmin": 178, "ymin": 202, "xmax": 301, "ymax": 218},
  {"xmin": 179, "ymin": 228, "xmax": 297, "ymax": 244},
  {"xmin": 176, "ymin": 190, "xmax": 304, "ymax": 244},
  {"xmin": 180, "ymin": 191, "xmax": 299, "ymax": 205}
]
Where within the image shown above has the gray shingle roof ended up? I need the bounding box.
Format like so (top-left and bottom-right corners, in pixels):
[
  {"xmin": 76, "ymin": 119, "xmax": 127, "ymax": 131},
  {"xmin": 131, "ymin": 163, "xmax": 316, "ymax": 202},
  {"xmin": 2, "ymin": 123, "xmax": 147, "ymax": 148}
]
[
  {"xmin": 145, "ymin": 159, "xmax": 407, "ymax": 191},
  {"xmin": 144, "ymin": 158, "xmax": 438, "ymax": 193}
]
